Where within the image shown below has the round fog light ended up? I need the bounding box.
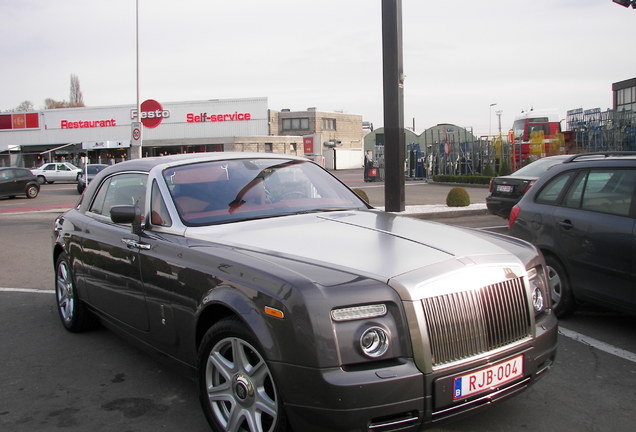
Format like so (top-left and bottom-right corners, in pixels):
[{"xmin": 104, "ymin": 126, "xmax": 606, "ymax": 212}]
[
  {"xmin": 532, "ymin": 286, "xmax": 545, "ymax": 312},
  {"xmin": 360, "ymin": 327, "xmax": 389, "ymax": 358}
]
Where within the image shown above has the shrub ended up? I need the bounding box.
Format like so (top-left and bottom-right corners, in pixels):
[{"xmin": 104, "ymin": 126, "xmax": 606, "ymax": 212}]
[
  {"xmin": 352, "ymin": 188, "xmax": 369, "ymax": 203},
  {"xmin": 498, "ymin": 160, "xmax": 512, "ymax": 176},
  {"xmin": 431, "ymin": 175, "xmax": 492, "ymax": 185},
  {"xmin": 482, "ymin": 164, "xmax": 496, "ymax": 177},
  {"xmin": 446, "ymin": 187, "xmax": 471, "ymax": 207}
]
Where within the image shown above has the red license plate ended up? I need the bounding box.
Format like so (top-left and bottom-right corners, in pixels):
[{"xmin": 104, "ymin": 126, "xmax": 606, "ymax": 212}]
[{"xmin": 453, "ymin": 355, "xmax": 523, "ymax": 400}]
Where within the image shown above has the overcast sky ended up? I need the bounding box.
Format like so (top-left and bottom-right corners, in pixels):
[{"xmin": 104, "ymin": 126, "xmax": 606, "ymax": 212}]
[{"xmin": 2, "ymin": 0, "xmax": 634, "ymax": 136}]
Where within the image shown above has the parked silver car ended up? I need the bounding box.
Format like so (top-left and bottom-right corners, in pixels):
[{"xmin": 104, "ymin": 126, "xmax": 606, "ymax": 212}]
[
  {"xmin": 31, "ymin": 162, "xmax": 82, "ymax": 184},
  {"xmin": 53, "ymin": 152, "xmax": 557, "ymax": 432}
]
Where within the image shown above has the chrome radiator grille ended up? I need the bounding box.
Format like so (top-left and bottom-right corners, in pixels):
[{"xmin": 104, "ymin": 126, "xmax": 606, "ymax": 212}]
[{"xmin": 421, "ymin": 277, "xmax": 532, "ymax": 368}]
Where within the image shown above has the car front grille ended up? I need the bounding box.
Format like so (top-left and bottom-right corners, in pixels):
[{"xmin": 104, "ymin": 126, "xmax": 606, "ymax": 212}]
[{"xmin": 421, "ymin": 277, "xmax": 532, "ymax": 368}]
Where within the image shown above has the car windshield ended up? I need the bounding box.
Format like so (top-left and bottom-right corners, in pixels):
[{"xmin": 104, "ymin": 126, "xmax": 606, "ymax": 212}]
[
  {"xmin": 163, "ymin": 158, "xmax": 368, "ymax": 226},
  {"xmin": 512, "ymin": 156, "xmax": 566, "ymax": 177}
]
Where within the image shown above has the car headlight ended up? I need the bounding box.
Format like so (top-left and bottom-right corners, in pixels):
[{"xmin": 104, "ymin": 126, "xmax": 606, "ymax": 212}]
[
  {"xmin": 359, "ymin": 326, "xmax": 390, "ymax": 358},
  {"xmin": 331, "ymin": 303, "xmax": 395, "ymax": 362},
  {"xmin": 528, "ymin": 266, "xmax": 549, "ymax": 314},
  {"xmin": 331, "ymin": 304, "xmax": 387, "ymax": 322}
]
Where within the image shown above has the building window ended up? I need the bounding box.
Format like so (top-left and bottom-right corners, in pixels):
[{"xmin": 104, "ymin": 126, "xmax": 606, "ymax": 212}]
[
  {"xmin": 290, "ymin": 143, "xmax": 297, "ymax": 152},
  {"xmin": 322, "ymin": 118, "xmax": 336, "ymax": 130},
  {"xmin": 282, "ymin": 118, "xmax": 309, "ymax": 131},
  {"xmin": 264, "ymin": 143, "xmax": 273, "ymax": 153},
  {"xmin": 616, "ymin": 86, "xmax": 636, "ymax": 112}
]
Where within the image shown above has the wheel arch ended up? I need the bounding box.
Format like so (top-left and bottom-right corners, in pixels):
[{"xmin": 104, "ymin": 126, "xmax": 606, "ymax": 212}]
[
  {"xmin": 53, "ymin": 243, "xmax": 65, "ymax": 270},
  {"xmin": 195, "ymin": 287, "xmax": 282, "ymax": 360}
]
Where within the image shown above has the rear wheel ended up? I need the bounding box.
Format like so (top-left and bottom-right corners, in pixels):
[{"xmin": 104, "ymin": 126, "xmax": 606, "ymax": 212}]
[
  {"xmin": 26, "ymin": 185, "xmax": 39, "ymax": 198},
  {"xmin": 37, "ymin": 175, "xmax": 46, "ymax": 185},
  {"xmin": 545, "ymin": 254, "xmax": 576, "ymax": 318},
  {"xmin": 198, "ymin": 318, "xmax": 287, "ymax": 432},
  {"xmin": 55, "ymin": 252, "xmax": 96, "ymax": 332}
]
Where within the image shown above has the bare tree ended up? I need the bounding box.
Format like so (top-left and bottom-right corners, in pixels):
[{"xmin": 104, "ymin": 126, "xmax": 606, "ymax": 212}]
[
  {"xmin": 69, "ymin": 74, "xmax": 84, "ymax": 107},
  {"xmin": 16, "ymin": 100, "xmax": 34, "ymax": 111},
  {"xmin": 2, "ymin": 101, "xmax": 34, "ymax": 112},
  {"xmin": 45, "ymin": 98, "xmax": 68, "ymax": 109}
]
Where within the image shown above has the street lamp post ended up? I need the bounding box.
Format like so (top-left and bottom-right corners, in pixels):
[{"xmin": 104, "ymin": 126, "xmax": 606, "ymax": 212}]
[
  {"xmin": 131, "ymin": 0, "xmax": 143, "ymax": 160},
  {"xmin": 489, "ymin": 103, "xmax": 497, "ymax": 140}
]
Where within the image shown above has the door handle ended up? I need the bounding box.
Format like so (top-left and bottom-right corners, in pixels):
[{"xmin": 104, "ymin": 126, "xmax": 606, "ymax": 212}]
[
  {"xmin": 558, "ymin": 219, "xmax": 573, "ymax": 230},
  {"xmin": 121, "ymin": 238, "xmax": 151, "ymax": 250}
]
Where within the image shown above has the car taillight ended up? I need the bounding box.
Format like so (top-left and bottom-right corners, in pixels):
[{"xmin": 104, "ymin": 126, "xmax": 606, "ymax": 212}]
[
  {"xmin": 522, "ymin": 180, "xmax": 537, "ymax": 194},
  {"xmin": 489, "ymin": 178, "xmax": 494, "ymax": 193},
  {"xmin": 508, "ymin": 205, "xmax": 520, "ymax": 229}
]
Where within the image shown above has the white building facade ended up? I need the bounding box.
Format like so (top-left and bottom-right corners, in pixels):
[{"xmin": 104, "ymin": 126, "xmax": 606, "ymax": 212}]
[{"xmin": 0, "ymin": 97, "xmax": 305, "ymax": 167}]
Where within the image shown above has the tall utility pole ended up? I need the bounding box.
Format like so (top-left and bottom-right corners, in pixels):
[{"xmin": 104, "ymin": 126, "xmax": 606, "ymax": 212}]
[
  {"xmin": 382, "ymin": 0, "xmax": 405, "ymax": 212},
  {"xmin": 131, "ymin": 0, "xmax": 143, "ymax": 159}
]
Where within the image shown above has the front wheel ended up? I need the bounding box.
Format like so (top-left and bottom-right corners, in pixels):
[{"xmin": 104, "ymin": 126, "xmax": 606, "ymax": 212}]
[
  {"xmin": 545, "ymin": 254, "xmax": 576, "ymax": 318},
  {"xmin": 55, "ymin": 252, "xmax": 96, "ymax": 332},
  {"xmin": 37, "ymin": 175, "xmax": 46, "ymax": 185},
  {"xmin": 198, "ymin": 318, "xmax": 287, "ymax": 432}
]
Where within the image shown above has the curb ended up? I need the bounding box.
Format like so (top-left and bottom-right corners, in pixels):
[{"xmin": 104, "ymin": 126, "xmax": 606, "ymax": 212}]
[{"xmin": 405, "ymin": 208, "xmax": 490, "ymax": 219}]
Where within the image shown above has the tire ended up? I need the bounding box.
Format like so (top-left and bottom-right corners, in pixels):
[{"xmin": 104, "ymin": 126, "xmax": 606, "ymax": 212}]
[
  {"xmin": 54, "ymin": 252, "xmax": 97, "ymax": 332},
  {"xmin": 26, "ymin": 185, "xmax": 39, "ymax": 199},
  {"xmin": 545, "ymin": 254, "xmax": 576, "ymax": 318},
  {"xmin": 198, "ymin": 317, "xmax": 287, "ymax": 432},
  {"xmin": 37, "ymin": 175, "xmax": 46, "ymax": 185}
]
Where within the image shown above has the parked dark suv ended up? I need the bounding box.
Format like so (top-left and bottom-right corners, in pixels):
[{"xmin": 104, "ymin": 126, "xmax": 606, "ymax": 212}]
[{"xmin": 509, "ymin": 152, "xmax": 636, "ymax": 317}]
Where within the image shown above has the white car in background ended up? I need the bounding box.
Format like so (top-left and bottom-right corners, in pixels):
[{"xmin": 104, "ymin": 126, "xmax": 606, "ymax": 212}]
[{"xmin": 31, "ymin": 162, "xmax": 82, "ymax": 184}]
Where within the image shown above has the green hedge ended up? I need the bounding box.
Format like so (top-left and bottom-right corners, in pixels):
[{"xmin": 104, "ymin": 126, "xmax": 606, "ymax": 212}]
[{"xmin": 432, "ymin": 175, "xmax": 492, "ymax": 185}]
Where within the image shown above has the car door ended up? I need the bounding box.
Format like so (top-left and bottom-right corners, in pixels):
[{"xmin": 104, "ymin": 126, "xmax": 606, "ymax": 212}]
[
  {"xmin": 555, "ymin": 168, "xmax": 636, "ymax": 308},
  {"xmin": 81, "ymin": 172, "xmax": 150, "ymax": 331},
  {"xmin": 12, "ymin": 169, "xmax": 31, "ymax": 195},
  {"xmin": 54, "ymin": 163, "xmax": 74, "ymax": 181}
]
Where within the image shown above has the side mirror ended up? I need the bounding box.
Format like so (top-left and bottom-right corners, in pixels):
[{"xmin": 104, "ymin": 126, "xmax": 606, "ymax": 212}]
[{"xmin": 110, "ymin": 205, "xmax": 143, "ymax": 235}]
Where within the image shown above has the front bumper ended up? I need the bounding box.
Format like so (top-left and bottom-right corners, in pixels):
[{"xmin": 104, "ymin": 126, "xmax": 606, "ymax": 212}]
[{"xmin": 271, "ymin": 314, "xmax": 557, "ymax": 432}]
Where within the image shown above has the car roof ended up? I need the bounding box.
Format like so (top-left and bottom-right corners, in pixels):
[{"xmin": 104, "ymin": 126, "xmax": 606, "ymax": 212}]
[{"xmin": 563, "ymin": 151, "xmax": 636, "ymax": 164}]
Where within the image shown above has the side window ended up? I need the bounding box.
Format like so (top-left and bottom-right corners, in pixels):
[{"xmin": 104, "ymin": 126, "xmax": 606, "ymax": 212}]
[
  {"xmin": 580, "ymin": 169, "xmax": 635, "ymax": 216},
  {"xmin": 150, "ymin": 180, "xmax": 172, "ymax": 227},
  {"xmin": 536, "ymin": 172, "xmax": 574, "ymax": 205},
  {"xmin": 88, "ymin": 173, "xmax": 147, "ymax": 220}
]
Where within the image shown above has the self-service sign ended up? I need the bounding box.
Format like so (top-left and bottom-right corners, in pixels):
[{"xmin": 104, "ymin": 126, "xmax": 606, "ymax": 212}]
[{"xmin": 130, "ymin": 99, "xmax": 170, "ymax": 128}]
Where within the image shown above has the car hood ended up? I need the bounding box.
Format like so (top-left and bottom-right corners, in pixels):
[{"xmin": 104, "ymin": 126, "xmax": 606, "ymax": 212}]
[{"xmin": 186, "ymin": 210, "xmax": 526, "ymax": 292}]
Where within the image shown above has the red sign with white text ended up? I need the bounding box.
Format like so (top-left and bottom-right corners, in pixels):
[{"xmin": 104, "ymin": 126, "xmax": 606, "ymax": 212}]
[
  {"xmin": 130, "ymin": 99, "xmax": 170, "ymax": 128},
  {"xmin": 303, "ymin": 137, "xmax": 314, "ymax": 154},
  {"xmin": 0, "ymin": 113, "xmax": 39, "ymax": 130}
]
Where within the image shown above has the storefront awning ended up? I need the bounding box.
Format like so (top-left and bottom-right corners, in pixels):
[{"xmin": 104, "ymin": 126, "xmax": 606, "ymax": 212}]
[{"xmin": 39, "ymin": 142, "xmax": 81, "ymax": 155}]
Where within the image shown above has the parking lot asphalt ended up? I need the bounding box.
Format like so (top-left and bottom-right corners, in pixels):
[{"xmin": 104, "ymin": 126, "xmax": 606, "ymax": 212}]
[{"xmin": 333, "ymin": 168, "xmax": 490, "ymax": 218}]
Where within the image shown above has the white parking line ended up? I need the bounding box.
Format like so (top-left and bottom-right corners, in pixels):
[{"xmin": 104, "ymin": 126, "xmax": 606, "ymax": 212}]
[
  {"xmin": 559, "ymin": 327, "xmax": 636, "ymax": 364},
  {"xmin": 0, "ymin": 287, "xmax": 54, "ymax": 294}
]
